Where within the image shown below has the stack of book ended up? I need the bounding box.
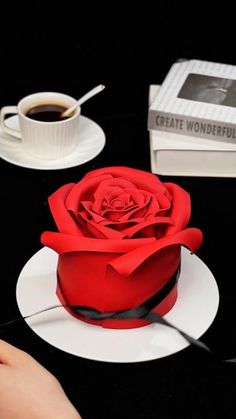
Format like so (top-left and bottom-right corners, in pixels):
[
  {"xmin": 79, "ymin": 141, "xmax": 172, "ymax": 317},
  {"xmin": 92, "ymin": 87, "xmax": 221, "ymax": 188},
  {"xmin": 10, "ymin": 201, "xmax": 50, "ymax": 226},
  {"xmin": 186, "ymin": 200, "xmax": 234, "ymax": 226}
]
[{"xmin": 148, "ymin": 59, "xmax": 236, "ymax": 177}]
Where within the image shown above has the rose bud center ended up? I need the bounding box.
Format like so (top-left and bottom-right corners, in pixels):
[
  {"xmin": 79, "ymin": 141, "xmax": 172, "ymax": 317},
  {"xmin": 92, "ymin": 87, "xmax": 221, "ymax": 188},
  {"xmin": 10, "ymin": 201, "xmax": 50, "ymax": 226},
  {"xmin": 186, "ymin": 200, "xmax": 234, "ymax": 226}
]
[{"xmin": 111, "ymin": 198, "xmax": 127, "ymax": 209}]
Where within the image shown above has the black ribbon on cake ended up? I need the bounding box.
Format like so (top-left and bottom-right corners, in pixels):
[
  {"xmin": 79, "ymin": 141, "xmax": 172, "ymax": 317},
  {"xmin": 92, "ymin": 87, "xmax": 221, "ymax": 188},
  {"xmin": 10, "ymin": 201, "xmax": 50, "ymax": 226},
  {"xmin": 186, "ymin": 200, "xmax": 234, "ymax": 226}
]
[
  {"xmin": 1, "ymin": 265, "xmax": 236, "ymax": 364},
  {"xmin": 64, "ymin": 265, "xmax": 180, "ymax": 321}
]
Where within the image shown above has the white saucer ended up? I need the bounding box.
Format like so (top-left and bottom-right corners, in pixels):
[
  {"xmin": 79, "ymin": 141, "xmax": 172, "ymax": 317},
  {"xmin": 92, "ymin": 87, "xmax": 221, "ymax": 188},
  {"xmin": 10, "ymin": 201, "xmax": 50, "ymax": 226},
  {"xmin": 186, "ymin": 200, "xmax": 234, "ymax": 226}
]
[
  {"xmin": 0, "ymin": 115, "xmax": 106, "ymax": 170},
  {"xmin": 16, "ymin": 247, "xmax": 219, "ymax": 363}
]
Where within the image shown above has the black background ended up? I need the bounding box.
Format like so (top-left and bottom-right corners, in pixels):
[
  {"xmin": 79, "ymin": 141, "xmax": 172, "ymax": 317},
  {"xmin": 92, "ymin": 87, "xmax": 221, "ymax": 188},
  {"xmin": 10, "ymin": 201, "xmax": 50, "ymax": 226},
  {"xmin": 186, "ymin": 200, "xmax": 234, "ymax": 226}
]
[{"xmin": 1, "ymin": 3, "xmax": 236, "ymax": 419}]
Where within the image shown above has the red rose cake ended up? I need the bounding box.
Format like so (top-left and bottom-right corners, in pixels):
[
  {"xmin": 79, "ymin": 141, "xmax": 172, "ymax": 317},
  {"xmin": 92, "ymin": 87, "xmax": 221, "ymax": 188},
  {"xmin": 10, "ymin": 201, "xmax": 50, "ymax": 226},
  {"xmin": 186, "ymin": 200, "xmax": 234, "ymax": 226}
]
[{"xmin": 41, "ymin": 167, "xmax": 203, "ymax": 329}]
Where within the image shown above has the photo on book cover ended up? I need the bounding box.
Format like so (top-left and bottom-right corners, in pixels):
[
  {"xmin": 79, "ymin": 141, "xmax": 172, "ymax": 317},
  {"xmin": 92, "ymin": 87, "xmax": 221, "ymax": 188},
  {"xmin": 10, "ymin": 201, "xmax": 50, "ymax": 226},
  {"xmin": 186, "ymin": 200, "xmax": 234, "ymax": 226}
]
[{"xmin": 178, "ymin": 74, "xmax": 236, "ymax": 108}]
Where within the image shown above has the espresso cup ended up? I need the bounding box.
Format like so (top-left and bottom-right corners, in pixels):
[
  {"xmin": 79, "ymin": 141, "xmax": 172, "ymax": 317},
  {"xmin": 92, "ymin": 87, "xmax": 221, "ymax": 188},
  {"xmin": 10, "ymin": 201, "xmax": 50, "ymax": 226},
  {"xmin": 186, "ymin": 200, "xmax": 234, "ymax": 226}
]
[{"xmin": 0, "ymin": 92, "xmax": 81, "ymax": 159}]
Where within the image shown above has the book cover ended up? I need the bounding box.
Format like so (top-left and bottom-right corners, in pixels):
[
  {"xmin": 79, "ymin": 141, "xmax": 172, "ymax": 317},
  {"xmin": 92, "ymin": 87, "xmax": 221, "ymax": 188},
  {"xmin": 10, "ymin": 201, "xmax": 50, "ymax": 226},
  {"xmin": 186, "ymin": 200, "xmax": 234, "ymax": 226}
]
[
  {"xmin": 148, "ymin": 59, "xmax": 236, "ymax": 144},
  {"xmin": 149, "ymin": 85, "xmax": 236, "ymax": 177}
]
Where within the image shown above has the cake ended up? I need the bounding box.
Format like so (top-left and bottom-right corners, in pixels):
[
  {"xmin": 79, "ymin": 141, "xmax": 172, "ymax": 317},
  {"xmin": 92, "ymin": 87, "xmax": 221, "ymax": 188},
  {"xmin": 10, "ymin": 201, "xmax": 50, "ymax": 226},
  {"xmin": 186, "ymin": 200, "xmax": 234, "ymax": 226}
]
[{"xmin": 41, "ymin": 166, "xmax": 203, "ymax": 329}]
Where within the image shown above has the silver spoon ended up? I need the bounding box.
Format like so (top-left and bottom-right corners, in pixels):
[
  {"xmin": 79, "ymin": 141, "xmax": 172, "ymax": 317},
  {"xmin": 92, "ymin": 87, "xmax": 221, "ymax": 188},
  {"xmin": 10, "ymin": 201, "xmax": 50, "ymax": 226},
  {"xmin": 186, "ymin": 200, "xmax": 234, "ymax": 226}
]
[{"xmin": 62, "ymin": 84, "xmax": 105, "ymax": 118}]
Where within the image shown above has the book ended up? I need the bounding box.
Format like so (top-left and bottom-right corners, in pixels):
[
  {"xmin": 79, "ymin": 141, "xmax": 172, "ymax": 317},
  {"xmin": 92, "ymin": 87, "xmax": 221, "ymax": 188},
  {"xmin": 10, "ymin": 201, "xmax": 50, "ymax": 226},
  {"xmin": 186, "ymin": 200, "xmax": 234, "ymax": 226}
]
[
  {"xmin": 148, "ymin": 59, "xmax": 236, "ymax": 145},
  {"xmin": 149, "ymin": 85, "xmax": 236, "ymax": 177}
]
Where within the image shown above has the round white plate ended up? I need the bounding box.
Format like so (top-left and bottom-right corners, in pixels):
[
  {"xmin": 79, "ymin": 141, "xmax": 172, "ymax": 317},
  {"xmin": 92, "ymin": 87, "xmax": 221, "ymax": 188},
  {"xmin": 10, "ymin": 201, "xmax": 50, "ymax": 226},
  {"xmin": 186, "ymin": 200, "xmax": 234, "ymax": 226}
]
[
  {"xmin": 16, "ymin": 247, "xmax": 219, "ymax": 363},
  {"xmin": 0, "ymin": 115, "xmax": 105, "ymax": 170}
]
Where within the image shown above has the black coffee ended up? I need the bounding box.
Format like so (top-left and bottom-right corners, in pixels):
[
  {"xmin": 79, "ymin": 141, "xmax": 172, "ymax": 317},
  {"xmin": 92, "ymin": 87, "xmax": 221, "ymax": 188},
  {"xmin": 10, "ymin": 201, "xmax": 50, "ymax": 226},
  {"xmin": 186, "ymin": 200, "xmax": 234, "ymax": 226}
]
[{"xmin": 26, "ymin": 104, "xmax": 70, "ymax": 122}]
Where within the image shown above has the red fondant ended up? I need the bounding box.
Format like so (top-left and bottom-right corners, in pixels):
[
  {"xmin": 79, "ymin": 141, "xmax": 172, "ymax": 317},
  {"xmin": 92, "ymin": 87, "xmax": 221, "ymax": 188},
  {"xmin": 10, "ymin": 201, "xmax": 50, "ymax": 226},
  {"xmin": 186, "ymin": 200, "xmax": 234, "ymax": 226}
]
[{"xmin": 41, "ymin": 167, "xmax": 203, "ymax": 329}]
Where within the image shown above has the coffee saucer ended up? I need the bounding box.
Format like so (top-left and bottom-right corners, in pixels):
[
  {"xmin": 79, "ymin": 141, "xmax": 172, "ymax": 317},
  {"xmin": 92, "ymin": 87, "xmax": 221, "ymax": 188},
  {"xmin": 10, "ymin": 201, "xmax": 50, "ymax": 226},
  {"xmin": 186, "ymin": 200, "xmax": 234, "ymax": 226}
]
[{"xmin": 0, "ymin": 115, "xmax": 106, "ymax": 170}]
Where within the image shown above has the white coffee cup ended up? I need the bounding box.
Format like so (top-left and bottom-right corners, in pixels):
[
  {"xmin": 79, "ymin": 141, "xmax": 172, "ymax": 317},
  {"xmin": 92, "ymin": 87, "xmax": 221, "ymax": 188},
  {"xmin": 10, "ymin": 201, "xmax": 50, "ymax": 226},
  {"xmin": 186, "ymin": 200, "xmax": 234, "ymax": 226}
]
[{"xmin": 0, "ymin": 92, "xmax": 81, "ymax": 159}]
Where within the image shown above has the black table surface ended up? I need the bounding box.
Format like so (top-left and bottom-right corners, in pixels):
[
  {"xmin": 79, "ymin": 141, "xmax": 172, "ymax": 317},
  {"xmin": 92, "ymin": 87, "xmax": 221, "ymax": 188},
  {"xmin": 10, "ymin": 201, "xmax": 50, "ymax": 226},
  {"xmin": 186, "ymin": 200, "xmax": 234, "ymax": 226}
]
[{"xmin": 1, "ymin": 6, "xmax": 236, "ymax": 419}]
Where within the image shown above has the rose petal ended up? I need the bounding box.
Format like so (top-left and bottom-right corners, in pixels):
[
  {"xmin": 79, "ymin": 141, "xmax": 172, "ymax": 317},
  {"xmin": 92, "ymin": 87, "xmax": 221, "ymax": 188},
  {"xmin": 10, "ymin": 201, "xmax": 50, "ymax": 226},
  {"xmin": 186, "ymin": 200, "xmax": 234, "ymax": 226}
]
[
  {"xmin": 112, "ymin": 193, "xmax": 134, "ymax": 207},
  {"xmin": 41, "ymin": 231, "xmax": 156, "ymax": 254},
  {"xmin": 48, "ymin": 183, "xmax": 83, "ymax": 235},
  {"xmin": 164, "ymin": 183, "xmax": 191, "ymax": 234},
  {"xmin": 104, "ymin": 192, "xmax": 133, "ymax": 209},
  {"xmin": 109, "ymin": 227, "xmax": 203, "ymax": 277},
  {"xmin": 118, "ymin": 198, "xmax": 151, "ymax": 221},
  {"xmin": 80, "ymin": 201, "xmax": 106, "ymax": 223},
  {"xmin": 81, "ymin": 199, "xmax": 140, "ymax": 223},
  {"xmin": 98, "ymin": 218, "xmax": 142, "ymax": 231},
  {"xmin": 125, "ymin": 189, "xmax": 146, "ymax": 206},
  {"xmin": 101, "ymin": 205, "xmax": 141, "ymax": 221},
  {"xmin": 84, "ymin": 166, "xmax": 164, "ymax": 193},
  {"xmin": 79, "ymin": 211, "xmax": 126, "ymax": 239},
  {"xmin": 138, "ymin": 190, "xmax": 171, "ymax": 216},
  {"xmin": 100, "ymin": 193, "xmax": 160, "ymax": 222},
  {"xmin": 153, "ymin": 191, "xmax": 172, "ymax": 212},
  {"xmin": 92, "ymin": 185, "xmax": 130, "ymax": 212},
  {"xmin": 122, "ymin": 217, "xmax": 173, "ymax": 238},
  {"xmin": 110, "ymin": 197, "xmax": 127, "ymax": 209},
  {"xmin": 65, "ymin": 174, "xmax": 112, "ymax": 213},
  {"xmin": 93, "ymin": 178, "xmax": 138, "ymax": 207},
  {"xmin": 86, "ymin": 223, "xmax": 126, "ymax": 239}
]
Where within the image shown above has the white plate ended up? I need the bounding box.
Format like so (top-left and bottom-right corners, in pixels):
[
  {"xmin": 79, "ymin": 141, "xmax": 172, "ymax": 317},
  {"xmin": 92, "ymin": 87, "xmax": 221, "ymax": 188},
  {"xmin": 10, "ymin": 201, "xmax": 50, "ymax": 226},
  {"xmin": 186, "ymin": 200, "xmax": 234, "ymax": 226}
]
[
  {"xmin": 16, "ymin": 247, "xmax": 219, "ymax": 363},
  {"xmin": 0, "ymin": 115, "xmax": 105, "ymax": 170}
]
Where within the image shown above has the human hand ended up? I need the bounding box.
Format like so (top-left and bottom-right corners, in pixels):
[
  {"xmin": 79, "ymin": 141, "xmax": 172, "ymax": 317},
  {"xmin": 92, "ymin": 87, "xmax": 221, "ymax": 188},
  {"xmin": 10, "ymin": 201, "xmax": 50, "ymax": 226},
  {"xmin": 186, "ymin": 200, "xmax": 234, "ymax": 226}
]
[{"xmin": 0, "ymin": 339, "xmax": 82, "ymax": 419}]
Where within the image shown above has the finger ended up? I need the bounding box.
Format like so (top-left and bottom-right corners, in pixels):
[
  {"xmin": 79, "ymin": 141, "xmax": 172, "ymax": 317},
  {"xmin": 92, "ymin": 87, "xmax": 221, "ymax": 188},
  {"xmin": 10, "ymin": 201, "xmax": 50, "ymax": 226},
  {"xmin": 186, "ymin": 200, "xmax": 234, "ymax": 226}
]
[{"xmin": 0, "ymin": 339, "xmax": 26, "ymax": 365}]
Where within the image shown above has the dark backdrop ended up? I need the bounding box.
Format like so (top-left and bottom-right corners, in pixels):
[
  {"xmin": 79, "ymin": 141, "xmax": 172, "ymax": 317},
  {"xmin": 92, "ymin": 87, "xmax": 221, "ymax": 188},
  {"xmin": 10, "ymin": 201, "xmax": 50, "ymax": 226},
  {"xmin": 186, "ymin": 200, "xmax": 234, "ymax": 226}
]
[{"xmin": 0, "ymin": 4, "xmax": 236, "ymax": 419}]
